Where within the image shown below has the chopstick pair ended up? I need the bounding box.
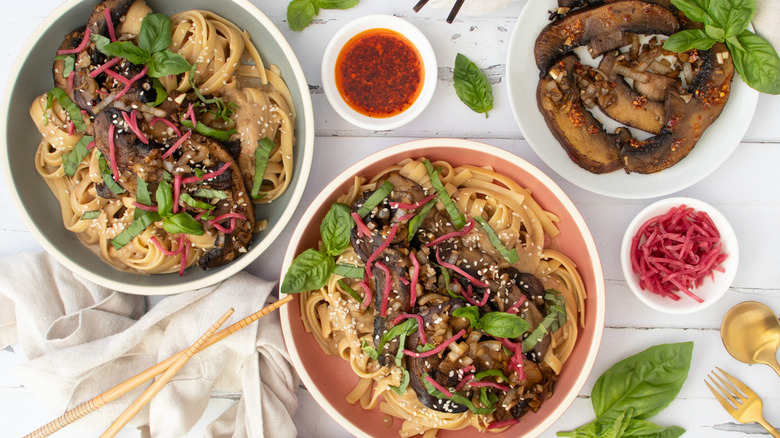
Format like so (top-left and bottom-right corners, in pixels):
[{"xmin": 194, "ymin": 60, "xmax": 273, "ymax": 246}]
[{"xmin": 23, "ymin": 294, "xmax": 293, "ymax": 438}]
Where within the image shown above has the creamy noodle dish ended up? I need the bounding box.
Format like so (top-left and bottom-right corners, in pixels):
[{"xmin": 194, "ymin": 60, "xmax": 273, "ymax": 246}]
[
  {"xmin": 282, "ymin": 158, "xmax": 587, "ymax": 436},
  {"xmin": 31, "ymin": 0, "xmax": 295, "ymax": 274}
]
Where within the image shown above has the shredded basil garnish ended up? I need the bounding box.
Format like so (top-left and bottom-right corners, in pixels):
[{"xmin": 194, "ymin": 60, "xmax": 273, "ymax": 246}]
[
  {"xmin": 522, "ymin": 303, "xmax": 565, "ymax": 353},
  {"xmin": 390, "ymin": 369, "xmax": 411, "ymax": 396},
  {"xmin": 473, "ymin": 216, "xmax": 520, "ymax": 264},
  {"xmin": 151, "ymin": 78, "xmax": 168, "ymax": 107},
  {"xmin": 111, "ymin": 212, "xmax": 160, "ymax": 250},
  {"xmin": 188, "ymin": 63, "xmax": 238, "ymax": 121},
  {"xmin": 421, "ymin": 373, "xmax": 496, "ymax": 415},
  {"xmin": 135, "ymin": 176, "xmax": 153, "ymax": 219},
  {"xmin": 422, "ymin": 159, "xmax": 465, "ymax": 229},
  {"xmin": 337, "ymin": 279, "xmax": 363, "ymax": 303},
  {"xmin": 180, "ymin": 119, "xmax": 236, "ymax": 142},
  {"xmin": 361, "ymin": 338, "xmax": 379, "ymax": 360},
  {"xmin": 474, "ymin": 369, "xmax": 509, "ymax": 383},
  {"xmin": 80, "ymin": 211, "xmax": 100, "ymax": 220},
  {"xmin": 47, "ymin": 88, "xmax": 86, "ymax": 132},
  {"xmin": 97, "ymin": 152, "xmax": 126, "ymax": 194},
  {"xmin": 377, "ymin": 318, "xmax": 417, "ymax": 354},
  {"xmin": 62, "ymin": 135, "xmax": 93, "ymax": 176},
  {"xmin": 179, "ymin": 193, "xmax": 214, "ymax": 211},
  {"xmin": 54, "ymin": 54, "xmax": 75, "ymax": 78},
  {"xmin": 192, "ymin": 188, "xmax": 228, "ymax": 199},
  {"xmin": 90, "ymin": 33, "xmax": 111, "ymax": 56},
  {"xmin": 406, "ymin": 196, "xmax": 437, "ymax": 242},
  {"xmin": 333, "ymin": 263, "xmax": 365, "ymax": 279},
  {"xmin": 252, "ymin": 138, "xmax": 275, "ymax": 199},
  {"xmin": 357, "ymin": 180, "xmax": 394, "ymax": 217}
]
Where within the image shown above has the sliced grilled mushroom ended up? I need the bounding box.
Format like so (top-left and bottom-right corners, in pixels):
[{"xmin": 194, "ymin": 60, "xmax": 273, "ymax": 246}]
[{"xmin": 534, "ymin": 1, "xmax": 679, "ymax": 76}]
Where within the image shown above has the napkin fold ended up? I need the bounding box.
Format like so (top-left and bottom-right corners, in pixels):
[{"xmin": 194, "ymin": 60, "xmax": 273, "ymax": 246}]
[{"xmin": 0, "ymin": 252, "xmax": 298, "ymax": 437}]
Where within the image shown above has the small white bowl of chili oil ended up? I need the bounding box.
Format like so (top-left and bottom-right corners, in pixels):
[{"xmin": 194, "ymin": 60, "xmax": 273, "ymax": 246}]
[{"xmin": 321, "ymin": 15, "xmax": 437, "ymax": 131}]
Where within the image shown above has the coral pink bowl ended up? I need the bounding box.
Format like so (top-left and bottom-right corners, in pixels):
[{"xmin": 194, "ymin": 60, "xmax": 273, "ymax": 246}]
[{"xmin": 280, "ymin": 139, "xmax": 605, "ymax": 437}]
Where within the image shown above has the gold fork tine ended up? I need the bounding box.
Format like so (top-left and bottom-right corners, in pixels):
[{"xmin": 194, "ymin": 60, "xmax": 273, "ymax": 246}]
[
  {"xmin": 705, "ymin": 379, "xmax": 737, "ymax": 412},
  {"xmin": 717, "ymin": 367, "xmax": 751, "ymax": 398},
  {"xmin": 711, "ymin": 369, "xmax": 746, "ymax": 403}
]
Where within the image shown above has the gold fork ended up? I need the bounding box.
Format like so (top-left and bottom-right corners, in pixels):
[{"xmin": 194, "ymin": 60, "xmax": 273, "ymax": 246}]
[{"xmin": 705, "ymin": 367, "xmax": 780, "ymax": 438}]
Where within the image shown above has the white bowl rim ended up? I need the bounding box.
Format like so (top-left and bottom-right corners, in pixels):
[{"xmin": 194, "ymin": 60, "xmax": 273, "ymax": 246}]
[
  {"xmin": 0, "ymin": 0, "xmax": 315, "ymax": 295},
  {"xmin": 620, "ymin": 196, "xmax": 739, "ymax": 314},
  {"xmin": 279, "ymin": 138, "xmax": 606, "ymax": 437},
  {"xmin": 320, "ymin": 14, "xmax": 437, "ymax": 131}
]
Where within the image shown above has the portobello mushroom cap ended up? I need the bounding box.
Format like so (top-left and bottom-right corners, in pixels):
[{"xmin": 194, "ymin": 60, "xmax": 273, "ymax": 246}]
[
  {"xmin": 372, "ymin": 248, "xmax": 412, "ymax": 366},
  {"xmin": 534, "ymin": 0, "xmax": 679, "ymax": 76},
  {"xmin": 596, "ymin": 51, "xmax": 665, "ymax": 134},
  {"xmin": 620, "ymin": 44, "xmax": 733, "ymax": 173},
  {"xmin": 536, "ymin": 54, "xmax": 625, "ymax": 173}
]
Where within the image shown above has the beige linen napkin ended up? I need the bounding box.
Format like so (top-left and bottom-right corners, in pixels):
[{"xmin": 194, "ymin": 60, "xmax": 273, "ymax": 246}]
[{"xmin": 0, "ymin": 252, "xmax": 298, "ymax": 437}]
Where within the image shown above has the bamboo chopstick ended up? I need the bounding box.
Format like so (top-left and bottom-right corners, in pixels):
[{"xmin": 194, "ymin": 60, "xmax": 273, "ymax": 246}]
[
  {"xmin": 23, "ymin": 294, "xmax": 293, "ymax": 438},
  {"xmin": 99, "ymin": 308, "xmax": 234, "ymax": 438}
]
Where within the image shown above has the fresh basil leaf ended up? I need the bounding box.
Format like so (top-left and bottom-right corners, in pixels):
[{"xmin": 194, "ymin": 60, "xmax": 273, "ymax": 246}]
[
  {"xmin": 163, "ymin": 212, "xmax": 205, "ymax": 235},
  {"xmin": 479, "ymin": 387, "xmax": 499, "ymax": 409},
  {"xmin": 180, "ymin": 119, "xmax": 236, "ymax": 142},
  {"xmin": 422, "ymin": 159, "xmax": 466, "ymax": 229},
  {"xmin": 378, "ymin": 318, "xmax": 417, "ymax": 353},
  {"xmin": 62, "ymin": 135, "xmax": 93, "ymax": 176},
  {"xmin": 48, "ymin": 88, "xmax": 86, "ymax": 132},
  {"xmin": 321, "ymin": 203, "xmax": 354, "ymax": 256},
  {"xmin": 662, "ymin": 29, "xmax": 716, "ymax": 52},
  {"xmin": 102, "ymin": 41, "xmax": 150, "ymax": 65},
  {"xmin": 479, "ymin": 312, "xmax": 530, "ymax": 339},
  {"xmin": 390, "ymin": 369, "xmax": 410, "ymax": 395},
  {"xmin": 473, "ymin": 216, "xmax": 519, "ymax": 264},
  {"xmin": 156, "ymin": 180, "xmax": 173, "ymax": 217},
  {"xmin": 90, "ymin": 32, "xmax": 112, "ymax": 56},
  {"xmin": 622, "ymin": 419, "xmax": 685, "ymax": 437},
  {"xmin": 192, "ymin": 188, "xmax": 228, "ymax": 199},
  {"xmin": 151, "ymin": 78, "xmax": 168, "ymax": 107},
  {"xmin": 704, "ymin": 24, "xmax": 725, "ymax": 40},
  {"xmin": 252, "ymin": 138, "xmax": 275, "ymax": 199},
  {"xmin": 111, "ymin": 211, "xmax": 160, "ymax": 250},
  {"xmin": 80, "ymin": 211, "xmax": 100, "ymax": 220},
  {"xmin": 592, "ymin": 342, "xmax": 693, "ymax": 423},
  {"xmin": 728, "ymin": 30, "xmax": 780, "ymax": 95},
  {"xmin": 281, "ymin": 249, "xmax": 336, "ymax": 294},
  {"xmin": 453, "ymin": 53, "xmax": 493, "ymax": 117},
  {"xmin": 395, "ymin": 331, "xmax": 408, "ymax": 366},
  {"xmin": 337, "ymin": 279, "xmax": 363, "ymax": 303},
  {"xmin": 600, "ymin": 409, "xmax": 633, "ymax": 438},
  {"xmin": 361, "ymin": 338, "xmax": 379, "ymax": 360},
  {"xmin": 97, "ymin": 152, "xmax": 126, "ymax": 194},
  {"xmin": 407, "ymin": 196, "xmax": 437, "ymax": 242},
  {"xmin": 287, "ymin": 0, "xmax": 318, "ymax": 32},
  {"xmin": 333, "ymin": 263, "xmax": 365, "ymax": 279},
  {"xmin": 357, "ymin": 180, "xmax": 394, "ymax": 217},
  {"xmin": 138, "ymin": 13, "xmax": 172, "ymax": 54},
  {"xmin": 438, "ymin": 264, "xmax": 459, "ymax": 298},
  {"xmin": 452, "ymin": 306, "xmax": 480, "ymax": 327},
  {"xmin": 148, "ymin": 49, "xmax": 191, "ymax": 78},
  {"xmin": 55, "ymin": 54, "xmax": 75, "ymax": 78},
  {"xmin": 417, "ymin": 343, "xmax": 435, "ymax": 352},
  {"xmin": 670, "ymin": 0, "xmax": 710, "ymax": 23},
  {"xmin": 709, "ymin": 0, "xmax": 754, "ymax": 38},
  {"xmin": 180, "ymin": 193, "xmax": 214, "ymax": 211},
  {"xmin": 194, "ymin": 168, "xmax": 206, "ymax": 178}
]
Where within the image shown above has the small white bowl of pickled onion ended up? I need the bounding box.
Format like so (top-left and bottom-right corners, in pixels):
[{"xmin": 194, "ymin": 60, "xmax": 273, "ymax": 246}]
[{"xmin": 620, "ymin": 197, "xmax": 739, "ymax": 314}]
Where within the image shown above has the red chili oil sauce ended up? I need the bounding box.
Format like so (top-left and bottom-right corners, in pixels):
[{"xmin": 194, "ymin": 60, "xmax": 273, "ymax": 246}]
[{"xmin": 335, "ymin": 28, "xmax": 424, "ymax": 118}]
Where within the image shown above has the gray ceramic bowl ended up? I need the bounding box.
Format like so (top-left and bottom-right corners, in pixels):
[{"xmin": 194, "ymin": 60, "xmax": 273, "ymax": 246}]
[{"xmin": 0, "ymin": 0, "xmax": 314, "ymax": 294}]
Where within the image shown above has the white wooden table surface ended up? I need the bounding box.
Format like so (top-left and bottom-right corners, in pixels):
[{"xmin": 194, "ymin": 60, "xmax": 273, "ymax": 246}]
[{"xmin": 1, "ymin": 1, "xmax": 779, "ymax": 437}]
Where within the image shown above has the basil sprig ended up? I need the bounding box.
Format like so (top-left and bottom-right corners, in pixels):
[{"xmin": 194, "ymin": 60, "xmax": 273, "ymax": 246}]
[
  {"xmin": 557, "ymin": 342, "xmax": 692, "ymax": 438},
  {"xmin": 356, "ymin": 180, "xmax": 394, "ymax": 217},
  {"xmin": 321, "ymin": 203, "xmax": 354, "ymax": 256},
  {"xmin": 102, "ymin": 14, "xmax": 191, "ymax": 78},
  {"xmin": 663, "ymin": 0, "xmax": 780, "ymax": 94},
  {"xmin": 180, "ymin": 119, "xmax": 236, "ymax": 142},
  {"xmin": 62, "ymin": 135, "xmax": 93, "ymax": 176},
  {"xmin": 453, "ymin": 53, "xmax": 494, "ymax": 117},
  {"xmin": 47, "ymin": 88, "xmax": 86, "ymax": 132},
  {"xmin": 252, "ymin": 138, "xmax": 275, "ymax": 199},
  {"xmin": 473, "ymin": 216, "xmax": 519, "ymax": 264},
  {"xmin": 453, "ymin": 306, "xmax": 530, "ymax": 339},
  {"xmin": 287, "ymin": 0, "xmax": 360, "ymax": 32},
  {"xmin": 422, "ymin": 159, "xmax": 466, "ymax": 229}
]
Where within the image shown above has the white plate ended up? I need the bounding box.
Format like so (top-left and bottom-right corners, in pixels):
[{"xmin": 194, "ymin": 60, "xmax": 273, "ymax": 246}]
[{"xmin": 506, "ymin": 0, "xmax": 759, "ymax": 199}]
